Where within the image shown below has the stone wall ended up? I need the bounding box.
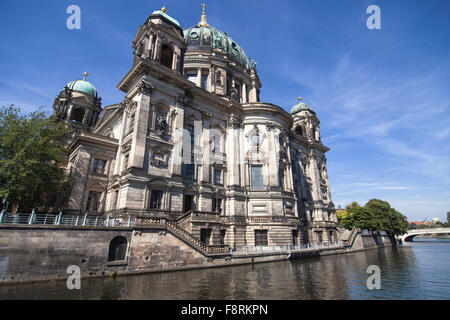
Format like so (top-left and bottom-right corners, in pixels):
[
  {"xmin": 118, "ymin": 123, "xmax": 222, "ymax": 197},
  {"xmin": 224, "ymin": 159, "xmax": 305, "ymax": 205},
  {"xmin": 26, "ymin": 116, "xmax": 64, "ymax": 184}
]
[
  {"xmin": 0, "ymin": 225, "xmax": 132, "ymax": 282},
  {"xmin": 128, "ymin": 228, "xmax": 207, "ymax": 270},
  {"xmin": 0, "ymin": 224, "xmax": 397, "ymax": 284}
]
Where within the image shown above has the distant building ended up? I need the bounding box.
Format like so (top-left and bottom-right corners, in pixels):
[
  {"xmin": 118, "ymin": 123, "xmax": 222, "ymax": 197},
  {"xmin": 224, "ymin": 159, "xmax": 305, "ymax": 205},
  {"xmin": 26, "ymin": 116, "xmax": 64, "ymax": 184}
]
[
  {"xmin": 432, "ymin": 217, "xmax": 441, "ymax": 225},
  {"xmin": 408, "ymin": 221, "xmax": 433, "ymax": 227}
]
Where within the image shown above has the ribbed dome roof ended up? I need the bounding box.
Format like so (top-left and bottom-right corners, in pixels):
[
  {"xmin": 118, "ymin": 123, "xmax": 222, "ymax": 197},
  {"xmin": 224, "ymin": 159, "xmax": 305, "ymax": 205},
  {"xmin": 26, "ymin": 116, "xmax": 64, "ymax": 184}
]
[
  {"xmin": 291, "ymin": 99, "xmax": 315, "ymax": 115},
  {"xmin": 149, "ymin": 9, "xmax": 181, "ymax": 28},
  {"xmin": 183, "ymin": 24, "xmax": 251, "ymax": 69},
  {"xmin": 66, "ymin": 80, "xmax": 98, "ymax": 98}
]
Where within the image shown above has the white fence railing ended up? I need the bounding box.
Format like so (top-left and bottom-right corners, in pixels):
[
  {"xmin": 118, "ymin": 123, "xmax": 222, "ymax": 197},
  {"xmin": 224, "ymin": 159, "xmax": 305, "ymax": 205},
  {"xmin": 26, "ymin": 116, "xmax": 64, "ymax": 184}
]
[
  {"xmin": 232, "ymin": 241, "xmax": 344, "ymax": 255},
  {"xmin": 0, "ymin": 211, "xmax": 134, "ymax": 227}
]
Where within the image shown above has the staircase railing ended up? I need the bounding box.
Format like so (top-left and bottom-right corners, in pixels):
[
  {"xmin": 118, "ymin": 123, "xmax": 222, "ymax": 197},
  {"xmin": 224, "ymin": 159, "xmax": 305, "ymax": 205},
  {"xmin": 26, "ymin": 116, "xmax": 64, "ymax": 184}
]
[{"xmin": 166, "ymin": 220, "xmax": 229, "ymax": 256}]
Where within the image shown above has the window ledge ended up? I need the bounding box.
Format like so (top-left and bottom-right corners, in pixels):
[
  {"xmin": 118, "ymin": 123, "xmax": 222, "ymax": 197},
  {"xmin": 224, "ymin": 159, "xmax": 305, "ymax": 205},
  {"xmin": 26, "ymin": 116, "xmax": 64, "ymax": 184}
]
[{"xmin": 106, "ymin": 260, "xmax": 128, "ymax": 267}]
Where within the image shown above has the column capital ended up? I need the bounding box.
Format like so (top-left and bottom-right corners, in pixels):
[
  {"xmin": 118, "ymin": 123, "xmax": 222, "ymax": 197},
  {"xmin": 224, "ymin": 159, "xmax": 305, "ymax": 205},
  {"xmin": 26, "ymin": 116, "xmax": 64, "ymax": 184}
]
[{"xmin": 138, "ymin": 81, "xmax": 154, "ymax": 95}]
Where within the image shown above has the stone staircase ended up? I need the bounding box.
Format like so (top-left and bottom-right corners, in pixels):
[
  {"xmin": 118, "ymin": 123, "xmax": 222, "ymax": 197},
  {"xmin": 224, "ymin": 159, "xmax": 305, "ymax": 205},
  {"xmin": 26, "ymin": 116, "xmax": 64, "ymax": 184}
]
[
  {"xmin": 338, "ymin": 228, "xmax": 360, "ymax": 248},
  {"xmin": 135, "ymin": 213, "xmax": 230, "ymax": 257}
]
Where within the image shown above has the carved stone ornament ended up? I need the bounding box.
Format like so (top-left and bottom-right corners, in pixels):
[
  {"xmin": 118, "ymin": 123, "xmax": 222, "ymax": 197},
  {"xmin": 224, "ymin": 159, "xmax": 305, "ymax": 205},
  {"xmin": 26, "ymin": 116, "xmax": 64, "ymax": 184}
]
[
  {"xmin": 266, "ymin": 122, "xmax": 275, "ymax": 131},
  {"xmin": 121, "ymin": 143, "xmax": 131, "ymax": 153},
  {"xmin": 227, "ymin": 114, "xmax": 241, "ymax": 129},
  {"xmin": 229, "ymin": 87, "xmax": 238, "ymax": 102},
  {"xmin": 138, "ymin": 81, "xmax": 154, "ymax": 95},
  {"xmin": 176, "ymin": 96, "xmax": 189, "ymax": 107},
  {"xmin": 150, "ymin": 151, "xmax": 169, "ymax": 169}
]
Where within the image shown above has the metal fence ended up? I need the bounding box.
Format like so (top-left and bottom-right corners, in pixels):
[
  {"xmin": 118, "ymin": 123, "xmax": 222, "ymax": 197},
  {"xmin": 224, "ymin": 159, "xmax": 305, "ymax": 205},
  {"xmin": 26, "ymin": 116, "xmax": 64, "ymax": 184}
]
[
  {"xmin": 232, "ymin": 241, "xmax": 344, "ymax": 255},
  {"xmin": 0, "ymin": 210, "xmax": 133, "ymax": 227}
]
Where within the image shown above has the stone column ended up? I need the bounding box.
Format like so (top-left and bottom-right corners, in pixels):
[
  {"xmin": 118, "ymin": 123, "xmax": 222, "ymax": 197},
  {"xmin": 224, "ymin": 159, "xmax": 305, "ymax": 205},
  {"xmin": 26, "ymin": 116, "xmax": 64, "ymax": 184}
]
[
  {"xmin": 200, "ymin": 114, "xmax": 210, "ymax": 183},
  {"xmin": 242, "ymin": 82, "xmax": 247, "ymax": 103},
  {"xmin": 172, "ymin": 51, "xmax": 178, "ymax": 71},
  {"xmin": 172, "ymin": 97, "xmax": 185, "ymax": 176},
  {"xmin": 82, "ymin": 108, "xmax": 89, "ymax": 125},
  {"xmin": 153, "ymin": 34, "xmax": 161, "ymax": 61},
  {"xmin": 148, "ymin": 34, "xmax": 154, "ymax": 59},
  {"xmin": 226, "ymin": 115, "xmax": 241, "ymax": 187},
  {"xmin": 129, "ymin": 81, "xmax": 153, "ymax": 169},
  {"xmin": 211, "ymin": 66, "xmax": 216, "ymax": 92},
  {"xmin": 67, "ymin": 104, "xmax": 74, "ymax": 121},
  {"xmin": 266, "ymin": 127, "xmax": 278, "ymax": 187},
  {"xmin": 197, "ymin": 68, "xmax": 202, "ymax": 88},
  {"xmin": 208, "ymin": 68, "xmax": 213, "ymax": 92},
  {"xmin": 249, "ymin": 81, "xmax": 258, "ymax": 102}
]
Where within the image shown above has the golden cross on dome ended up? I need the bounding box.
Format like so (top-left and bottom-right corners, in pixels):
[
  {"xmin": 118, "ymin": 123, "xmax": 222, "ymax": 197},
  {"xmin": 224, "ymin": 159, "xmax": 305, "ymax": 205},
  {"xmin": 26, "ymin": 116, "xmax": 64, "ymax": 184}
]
[
  {"xmin": 199, "ymin": 3, "xmax": 209, "ymax": 27},
  {"xmin": 298, "ymin": 97, "xmax": 302, "ymax": 102},
  {"xmin": 83, "ymin": 72, "xmax": 88, "ymax": 80},
  {"xmin": 161, "ymin": 6, "xmax": 167, "ymax": 13}
]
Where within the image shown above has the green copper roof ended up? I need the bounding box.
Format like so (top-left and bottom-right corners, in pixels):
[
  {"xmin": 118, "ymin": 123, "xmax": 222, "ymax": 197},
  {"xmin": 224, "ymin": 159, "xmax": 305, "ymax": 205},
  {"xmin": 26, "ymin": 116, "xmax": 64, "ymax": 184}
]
[
  {"xmin": 150, "ymin": 10, "xmax": 181, "ymax": 28},
  {"xmin": 290, "ymin": 101, "xmax": 315, "ymax": 115},
  {"xmin": 66, "ymin": 80, "xmax": 98, "ymax": 98},
  {"xmin": 183, "ymin": 24, "xmax": 252, "ymax": 69}
]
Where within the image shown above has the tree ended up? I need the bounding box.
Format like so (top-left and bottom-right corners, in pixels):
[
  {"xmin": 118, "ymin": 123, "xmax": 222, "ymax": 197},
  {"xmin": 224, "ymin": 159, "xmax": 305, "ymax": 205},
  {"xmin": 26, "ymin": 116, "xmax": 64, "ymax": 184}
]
[
  {"xmin": 338, "ymin": 199, "xmax": 408, "ymax": 236},
  {"xmin": 0, "ymin": 106, "xmax": 72, "ymax": 212},
  {"xmin": 447, "ymin": 212, "xmax": 450, "ymax": 225}
]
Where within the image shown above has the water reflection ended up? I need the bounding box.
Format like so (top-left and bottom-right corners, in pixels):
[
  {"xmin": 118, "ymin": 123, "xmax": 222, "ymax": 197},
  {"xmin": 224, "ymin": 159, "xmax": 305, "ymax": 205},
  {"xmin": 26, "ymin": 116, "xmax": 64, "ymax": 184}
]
[{"xmin": 0, "ymin": 241, "xmax": 449, "ymax": 300}]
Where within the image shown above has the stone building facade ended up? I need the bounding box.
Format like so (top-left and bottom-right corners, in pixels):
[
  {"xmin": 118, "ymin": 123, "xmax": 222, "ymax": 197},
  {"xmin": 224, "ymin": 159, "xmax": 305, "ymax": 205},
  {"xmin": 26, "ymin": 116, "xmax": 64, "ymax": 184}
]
[{"xmin": 53, "ymin": 7, "xmax": 339, "ymax": 247}]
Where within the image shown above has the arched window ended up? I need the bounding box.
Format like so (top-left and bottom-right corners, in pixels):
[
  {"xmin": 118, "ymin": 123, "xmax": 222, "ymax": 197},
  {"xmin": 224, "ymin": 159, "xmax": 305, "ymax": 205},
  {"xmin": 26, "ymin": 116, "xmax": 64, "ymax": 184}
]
[
  {"xmin": 108, "ymin": 236, "xmax": 127, "ymax": 261},
  {"xmin": 71, "ymin": 107, "xmax": 85, "ymax": 123},
  {"xmin": 295, "ymin": 126, "xmax": 304, "ymax": 137},
  {"xmin": 216, "ymin": 71, "xmax": 222, "ymax": 85},
  {"xmin": 160, "ymin": 44, "xmax": 173, "ymax": 69}
]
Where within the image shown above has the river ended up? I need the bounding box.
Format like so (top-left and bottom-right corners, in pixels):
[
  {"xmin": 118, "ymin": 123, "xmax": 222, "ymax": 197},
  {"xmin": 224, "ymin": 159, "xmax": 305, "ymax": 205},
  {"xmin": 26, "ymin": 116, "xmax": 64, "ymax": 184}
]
[{"xmin": 0, "ymin": 239, "xmax": 449, "ymax": 300}]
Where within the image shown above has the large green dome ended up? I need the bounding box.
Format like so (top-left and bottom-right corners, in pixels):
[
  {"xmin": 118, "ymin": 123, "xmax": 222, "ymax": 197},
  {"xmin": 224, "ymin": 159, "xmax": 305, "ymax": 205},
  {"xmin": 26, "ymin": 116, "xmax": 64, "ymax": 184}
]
[
  {"xmin": 183, "ymin": 24, "xmax": 251, "ymax": 69},
  {"xmin": 66, "ymin": 80, "xmax": 98, "ymax": 98}
]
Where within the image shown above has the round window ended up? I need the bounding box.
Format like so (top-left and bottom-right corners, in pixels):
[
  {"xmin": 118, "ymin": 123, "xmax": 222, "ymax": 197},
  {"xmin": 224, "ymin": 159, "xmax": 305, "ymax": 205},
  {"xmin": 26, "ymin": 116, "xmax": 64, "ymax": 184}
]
[{"xmin": 190, "ymin": 32, "xmax": 199, "ymax": 39}]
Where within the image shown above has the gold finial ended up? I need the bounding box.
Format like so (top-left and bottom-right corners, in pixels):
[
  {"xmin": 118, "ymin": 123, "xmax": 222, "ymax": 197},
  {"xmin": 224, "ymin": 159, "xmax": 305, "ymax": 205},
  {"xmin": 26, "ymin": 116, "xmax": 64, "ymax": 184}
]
[
  {"xmin": 298, "ymin": 97, "xmax": 302, "ymax": 102},
  {"xmin": 161, "ymin": 6, "xmax": 167, "ymax": 13},
  {"xmin": 199, "ymin": 3, "xmax": 209, "ymax": 27},
  {"xmin": 83, "ymin": 72, "xmax": 88, "ymax": 80}
]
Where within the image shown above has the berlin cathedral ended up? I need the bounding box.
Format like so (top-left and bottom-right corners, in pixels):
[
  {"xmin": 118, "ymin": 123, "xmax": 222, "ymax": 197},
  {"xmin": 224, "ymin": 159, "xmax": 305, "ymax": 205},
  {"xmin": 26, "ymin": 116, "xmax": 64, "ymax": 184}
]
[{"xmin": 52, "ymin": 6, "xmax": 339, "ymax": 247}]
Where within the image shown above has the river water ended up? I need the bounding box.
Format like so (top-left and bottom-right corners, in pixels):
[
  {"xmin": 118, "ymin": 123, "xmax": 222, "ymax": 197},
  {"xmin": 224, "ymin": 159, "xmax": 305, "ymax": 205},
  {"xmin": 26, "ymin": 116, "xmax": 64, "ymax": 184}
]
[{"xmin": 0, "ymin": 239, "xmax": 449, "ymax": 300}]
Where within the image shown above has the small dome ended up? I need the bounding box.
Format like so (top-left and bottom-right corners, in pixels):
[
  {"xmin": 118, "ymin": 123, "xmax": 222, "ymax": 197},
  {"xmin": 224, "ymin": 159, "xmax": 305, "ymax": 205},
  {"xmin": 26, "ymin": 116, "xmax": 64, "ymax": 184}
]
[
  {"xmin": 149, "ymin": 9, "xmax": 181, "ymax": 29},
  {"xmin": 66, "ymin": 80, "xmax": 98, "ymax": 98},
  {"xmin": 291, "ymin": 99, "xmax": 315, "ymax": 115}
]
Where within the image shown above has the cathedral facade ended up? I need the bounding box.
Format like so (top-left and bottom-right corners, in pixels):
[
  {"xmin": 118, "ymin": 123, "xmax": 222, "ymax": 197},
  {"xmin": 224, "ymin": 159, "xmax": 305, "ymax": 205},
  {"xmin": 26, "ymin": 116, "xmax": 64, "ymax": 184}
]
[{"xmin": 53, "ymin": 7, "xmax": 339, "ymax": 247}]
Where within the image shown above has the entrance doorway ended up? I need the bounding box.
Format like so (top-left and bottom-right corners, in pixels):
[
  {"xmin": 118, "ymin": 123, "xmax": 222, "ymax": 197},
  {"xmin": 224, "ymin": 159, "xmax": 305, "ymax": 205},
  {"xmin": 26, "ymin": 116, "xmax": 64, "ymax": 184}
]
[
  {"xmin": 184, "ymin": 195, "xmax": 193, "ymax": 213},
  {"xmin": 200, "ymin": 229, "xmax": 212, "ymax": 245}
]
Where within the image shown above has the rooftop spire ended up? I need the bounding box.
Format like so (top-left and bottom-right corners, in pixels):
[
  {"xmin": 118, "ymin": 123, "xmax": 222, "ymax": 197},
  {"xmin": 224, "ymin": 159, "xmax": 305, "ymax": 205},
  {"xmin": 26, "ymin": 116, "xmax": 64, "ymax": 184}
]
[
  {"xmin": 199, "ymin": 3, "xmax": 209, "ymax": 27},
  {"xmin": 161, "ymin": 6, "xmax": 167, "ymax": 13},
  {"xmin": 83, "ymin": 72, "xmax": 88, "ymax": 81},
  {"xmin": 298, "ymin": 97, "xmax": 302, "ymax": 102}
]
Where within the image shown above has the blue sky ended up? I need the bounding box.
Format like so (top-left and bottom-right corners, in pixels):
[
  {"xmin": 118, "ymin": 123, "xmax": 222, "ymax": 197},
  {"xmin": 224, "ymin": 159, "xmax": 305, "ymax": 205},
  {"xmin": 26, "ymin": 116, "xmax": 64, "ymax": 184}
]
[{"xmin": 0, "ymin": 0, "xmax": 449, "ymax": 221}]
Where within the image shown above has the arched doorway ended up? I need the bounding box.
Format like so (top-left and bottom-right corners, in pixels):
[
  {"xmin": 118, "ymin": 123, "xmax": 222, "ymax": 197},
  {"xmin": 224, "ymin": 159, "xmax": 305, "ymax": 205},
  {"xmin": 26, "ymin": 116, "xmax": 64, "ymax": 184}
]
[
  {"xmin": 108, "ymin": 236, "xmax": 128, "ymax": 261},
  {"xmin": 160, "ymin": 44, "xmax": 173, "ymax": 69}
]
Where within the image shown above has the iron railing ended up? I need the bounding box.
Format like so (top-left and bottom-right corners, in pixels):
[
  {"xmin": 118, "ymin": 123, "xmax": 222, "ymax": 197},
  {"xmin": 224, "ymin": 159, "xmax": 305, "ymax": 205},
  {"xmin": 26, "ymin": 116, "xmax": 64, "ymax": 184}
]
[
  {"xmin": 0, "ymin": 211, "xmax": 133, "ymax": 227},
  {"xmin": 232, "ymin": 241, "xmax": 344, "ymax": 255}
]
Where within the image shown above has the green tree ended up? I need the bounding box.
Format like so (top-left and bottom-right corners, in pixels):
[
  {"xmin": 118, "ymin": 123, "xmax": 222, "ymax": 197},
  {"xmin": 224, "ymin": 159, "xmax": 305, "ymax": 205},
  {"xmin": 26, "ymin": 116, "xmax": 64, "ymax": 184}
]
[
  {"xmin": 364, "ymin": 199, "xmax": 408, "ymax": 236},
  {"xmin": 0, "ymin": 106, "xmax": 72, "ymax": 212},
  {"xmin": 338, "ymin": 199, "xmax": 408, "ymax": 236},
  {"xmin": 447, "ymin": 212, "xmax": 450, "ymax": 225}
]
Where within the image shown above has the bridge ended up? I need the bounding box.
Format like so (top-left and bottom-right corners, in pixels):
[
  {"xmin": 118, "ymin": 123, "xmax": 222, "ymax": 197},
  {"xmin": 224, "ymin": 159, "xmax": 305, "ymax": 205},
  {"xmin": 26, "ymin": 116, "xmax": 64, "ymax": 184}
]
[{"xmin": 399, "ymin": 228, "xmax": 450, "ymax": 242}]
